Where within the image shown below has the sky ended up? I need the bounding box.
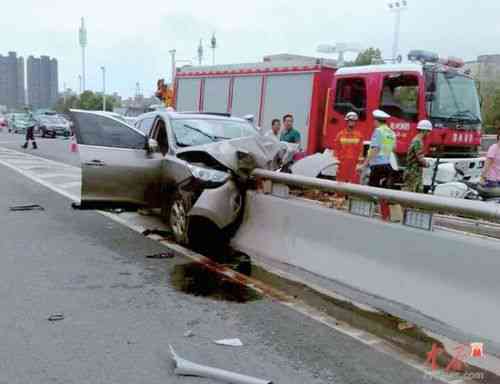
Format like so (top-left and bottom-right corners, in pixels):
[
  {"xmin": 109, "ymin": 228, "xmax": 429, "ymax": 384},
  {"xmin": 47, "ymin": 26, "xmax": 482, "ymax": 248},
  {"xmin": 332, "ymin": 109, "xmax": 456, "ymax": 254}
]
[{"xmin": 2, "ymin": 0, "xmax": 500, "ymax": 98}]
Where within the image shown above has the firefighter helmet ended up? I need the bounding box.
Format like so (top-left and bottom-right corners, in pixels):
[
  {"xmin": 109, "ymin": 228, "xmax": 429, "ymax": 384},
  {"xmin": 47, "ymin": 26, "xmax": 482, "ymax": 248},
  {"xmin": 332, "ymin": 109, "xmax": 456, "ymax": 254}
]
[
  {"xmin": 345, "ymin": 112, "xmax": 359, "ymax": 121},
  {"xmin": 417, "ymin": 120, "xmax": 433, "ymax": 131}
]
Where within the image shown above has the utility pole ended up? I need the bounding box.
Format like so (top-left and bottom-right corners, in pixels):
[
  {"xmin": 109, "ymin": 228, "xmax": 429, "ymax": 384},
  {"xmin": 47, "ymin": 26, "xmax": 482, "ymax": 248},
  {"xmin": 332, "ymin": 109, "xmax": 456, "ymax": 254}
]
[
  {"xmin": 78, "ymin": 75, "xmax": 82, "ymax": 95},
  {"xmin": 101, "ymin": 66, "xmax": 106, "ymax": 111},
  {"xmin": 63, "ymin": 82, "xmax": 67, "ymax": 104},
  {"xmin": 210, "ymin": 33, "xmax": 217, "ymax": 65},
  {"xmin": 169, "ymin": 49, "xmax": 176, "ymax": 85},
  {"xmin": 79, "ymin": 17, "xmax": 88, "ymax": 92},
  {"xmin": 386, "ymin": 0, "xmax": 408, "ymax": 62}
]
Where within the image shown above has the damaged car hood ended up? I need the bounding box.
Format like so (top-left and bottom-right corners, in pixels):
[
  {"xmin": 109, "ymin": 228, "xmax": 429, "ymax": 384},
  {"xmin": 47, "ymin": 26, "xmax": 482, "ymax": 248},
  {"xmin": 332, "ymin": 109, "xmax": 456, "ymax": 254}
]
[{"xmin": 176, "ymin": 135, "xmax": 288, "ymax": 176}]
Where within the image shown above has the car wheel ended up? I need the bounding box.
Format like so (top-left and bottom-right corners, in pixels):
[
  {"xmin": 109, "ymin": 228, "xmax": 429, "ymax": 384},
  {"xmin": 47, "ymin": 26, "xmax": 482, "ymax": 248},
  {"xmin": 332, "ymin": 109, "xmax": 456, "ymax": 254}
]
[{"xmin": 165, "ymin": 191, "xmax": 193, "ymax": 245}]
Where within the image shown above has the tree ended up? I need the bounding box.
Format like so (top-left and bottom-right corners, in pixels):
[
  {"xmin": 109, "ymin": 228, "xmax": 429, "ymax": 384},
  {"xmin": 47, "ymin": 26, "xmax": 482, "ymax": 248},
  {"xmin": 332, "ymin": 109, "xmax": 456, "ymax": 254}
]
[
  {"xmin": 55, "ymin": 91, "xmax": 118, "ymax": 114},
  {"xmin": 353, "ymin": 48, "xmax": 383, "ymax": 66}
]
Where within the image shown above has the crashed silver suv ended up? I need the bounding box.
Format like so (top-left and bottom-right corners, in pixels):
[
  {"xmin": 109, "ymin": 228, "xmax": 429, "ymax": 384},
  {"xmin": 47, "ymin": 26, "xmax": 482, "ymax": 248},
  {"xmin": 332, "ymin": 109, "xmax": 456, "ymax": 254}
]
[{"xmin": 70, "ymin": 110, "xmax": 285, "ymax": 250}]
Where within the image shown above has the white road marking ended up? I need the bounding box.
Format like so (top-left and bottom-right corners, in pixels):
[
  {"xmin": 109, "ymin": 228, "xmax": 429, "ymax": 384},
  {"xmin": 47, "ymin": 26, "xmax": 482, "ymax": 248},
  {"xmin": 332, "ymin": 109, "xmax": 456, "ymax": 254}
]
[
  {"xmin": 36, "ymin": 173, "xmax": 81, "ymax": 180},
  {"xmin": 0, "ymin": 145, "xmax": 479, "ymax": 384},
  {"xmin": 58, "ymin": 181, "xmax": 82, "ymax": 189}
]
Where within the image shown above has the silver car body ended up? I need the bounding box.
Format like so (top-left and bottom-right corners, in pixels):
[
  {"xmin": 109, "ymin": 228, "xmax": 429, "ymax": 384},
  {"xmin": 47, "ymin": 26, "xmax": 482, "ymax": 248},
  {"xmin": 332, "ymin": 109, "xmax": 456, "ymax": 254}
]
[{"xmin": 70, "ymin": 109, "xmax": 286, "ymax": 230}]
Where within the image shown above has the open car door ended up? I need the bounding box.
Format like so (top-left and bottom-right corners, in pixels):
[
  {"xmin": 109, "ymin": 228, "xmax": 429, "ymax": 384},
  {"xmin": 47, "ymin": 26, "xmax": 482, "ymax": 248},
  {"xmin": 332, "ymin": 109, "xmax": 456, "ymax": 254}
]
[{"xmin": 70, "ymin": 110, "xmax": 162, "ymax": 207}]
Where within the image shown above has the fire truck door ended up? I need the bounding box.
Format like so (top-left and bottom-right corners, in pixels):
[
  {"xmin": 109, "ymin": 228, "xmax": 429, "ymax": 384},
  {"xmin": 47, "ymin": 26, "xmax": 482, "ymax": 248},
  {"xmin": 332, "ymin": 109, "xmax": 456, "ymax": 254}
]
[{"xmin": 323, "ymin": 77, "xmax": 369, "ymax": 150}]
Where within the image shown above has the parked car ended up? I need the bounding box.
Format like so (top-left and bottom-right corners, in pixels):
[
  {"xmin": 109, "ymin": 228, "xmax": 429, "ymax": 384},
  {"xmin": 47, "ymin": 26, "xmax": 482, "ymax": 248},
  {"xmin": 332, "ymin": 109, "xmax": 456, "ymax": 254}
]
[
  {"xmin": 0, "ymin": 115, "xmax": 7, "ymax": 130},
  {"xmin": 36, "ymin": 115, "xmax": 71, "ymax": 138},
  {"xmin": 70, "ymin": 109, "xmax": 288, "ymax": 251}
]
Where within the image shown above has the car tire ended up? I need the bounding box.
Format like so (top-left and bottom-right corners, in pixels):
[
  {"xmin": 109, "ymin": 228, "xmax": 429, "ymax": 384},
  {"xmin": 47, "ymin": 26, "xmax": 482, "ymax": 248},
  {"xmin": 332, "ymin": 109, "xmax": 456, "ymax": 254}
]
[{"xmin": 163, "ymin": 190, "xmax": 194, "ymax": 246}]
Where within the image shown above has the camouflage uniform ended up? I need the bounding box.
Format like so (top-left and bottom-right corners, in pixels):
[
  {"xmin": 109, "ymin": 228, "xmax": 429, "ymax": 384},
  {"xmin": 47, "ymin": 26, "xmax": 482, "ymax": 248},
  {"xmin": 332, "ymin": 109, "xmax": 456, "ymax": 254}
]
[{"xmin": 403, "ymin": 137, "xmax": 425, "ymax": 193}]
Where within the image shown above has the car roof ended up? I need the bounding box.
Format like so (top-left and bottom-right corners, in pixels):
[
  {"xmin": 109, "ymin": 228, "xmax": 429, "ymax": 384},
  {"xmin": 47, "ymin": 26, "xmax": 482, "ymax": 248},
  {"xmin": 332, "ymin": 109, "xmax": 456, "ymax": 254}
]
[{"xmin": 137, "ymin": 111, "xmax": 248, "ymax": 123}]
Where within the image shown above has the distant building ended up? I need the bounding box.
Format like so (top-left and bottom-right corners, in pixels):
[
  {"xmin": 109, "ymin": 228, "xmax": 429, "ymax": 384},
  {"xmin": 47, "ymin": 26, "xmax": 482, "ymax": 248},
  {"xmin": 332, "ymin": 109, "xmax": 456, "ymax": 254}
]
[
  {"xmin": 465, "ymin": 54, "xmax": 500, "ymax": 84},
  {"xmin": 27, "ymin": 55, "xmax": 59, "ymax": 109},
  {"xmin": 0, "ymin": 51, "xmax": 25, "ymax": 109}
]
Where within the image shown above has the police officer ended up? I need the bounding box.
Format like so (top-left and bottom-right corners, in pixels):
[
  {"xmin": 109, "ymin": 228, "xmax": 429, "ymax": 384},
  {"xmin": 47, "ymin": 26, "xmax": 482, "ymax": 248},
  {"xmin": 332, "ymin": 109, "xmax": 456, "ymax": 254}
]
[
  {"xmin": 22, "ymin": 111, "xmax": 38, "ymax": 150},
  {"xmin": 334, "ymin": 112, "xmax": 364, "ymax": 184},
  {"xmin": 403, "ymin": 120, "xmax": 432, "ymax": 192},
  {"xmin": 359, "ymin": 110, "xmax": 396, "ymax": 188}
]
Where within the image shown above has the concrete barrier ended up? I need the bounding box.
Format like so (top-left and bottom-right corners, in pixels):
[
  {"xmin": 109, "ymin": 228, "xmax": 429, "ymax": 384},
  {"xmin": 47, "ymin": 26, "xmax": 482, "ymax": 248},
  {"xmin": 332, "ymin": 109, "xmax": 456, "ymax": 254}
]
[{"xmin": 232, "ymin": 191, "xmax": 500, "ymax": 349}]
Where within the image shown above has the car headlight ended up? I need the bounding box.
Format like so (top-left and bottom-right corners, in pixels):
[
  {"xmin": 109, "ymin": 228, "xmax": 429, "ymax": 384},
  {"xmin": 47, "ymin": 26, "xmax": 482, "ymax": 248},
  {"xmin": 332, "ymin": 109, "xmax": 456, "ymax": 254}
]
[{"xmin": 188, "ymin": 164, "xmax": 230, "ymax": 185}]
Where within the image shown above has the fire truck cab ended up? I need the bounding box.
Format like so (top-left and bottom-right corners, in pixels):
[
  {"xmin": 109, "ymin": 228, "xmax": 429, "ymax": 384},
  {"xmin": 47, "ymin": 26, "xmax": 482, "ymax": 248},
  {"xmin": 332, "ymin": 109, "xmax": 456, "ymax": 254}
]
[{"xmin": 324, "ymin": 51, "xmax": 483, "ymax": 184}]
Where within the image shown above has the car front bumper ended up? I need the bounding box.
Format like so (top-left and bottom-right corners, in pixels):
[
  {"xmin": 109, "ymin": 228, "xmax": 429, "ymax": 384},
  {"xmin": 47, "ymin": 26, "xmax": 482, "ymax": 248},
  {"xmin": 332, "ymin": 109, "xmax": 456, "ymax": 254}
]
[{"xmin": 188, "ymin": 180, "xmax": 242, "ymax": 229}]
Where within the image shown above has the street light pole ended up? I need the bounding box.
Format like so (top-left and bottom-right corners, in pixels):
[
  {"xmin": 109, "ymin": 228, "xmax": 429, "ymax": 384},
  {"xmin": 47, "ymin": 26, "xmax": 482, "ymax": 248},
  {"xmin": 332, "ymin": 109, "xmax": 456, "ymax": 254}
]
[
  {"xmin": 100, "ymin": 66, "xmax": 106, "ymax": 111},
  {"xmin": 386, "ymin": 0, "xmax": 408, "ymax": 62},
  {"xmin": 78, "ymin": 75, "xmax": 82, "ymax": 95},
  {"xmin": 169, "ymin": 49, "xmax": 176, "ymax": 86}
]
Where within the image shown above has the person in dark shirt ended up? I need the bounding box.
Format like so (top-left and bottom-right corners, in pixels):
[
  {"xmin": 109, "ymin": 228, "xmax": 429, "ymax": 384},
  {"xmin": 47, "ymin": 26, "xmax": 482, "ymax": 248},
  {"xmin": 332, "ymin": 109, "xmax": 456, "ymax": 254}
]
[{"xmin": 279, "ymin": 114, "xmax": 301, "ymax": 145}]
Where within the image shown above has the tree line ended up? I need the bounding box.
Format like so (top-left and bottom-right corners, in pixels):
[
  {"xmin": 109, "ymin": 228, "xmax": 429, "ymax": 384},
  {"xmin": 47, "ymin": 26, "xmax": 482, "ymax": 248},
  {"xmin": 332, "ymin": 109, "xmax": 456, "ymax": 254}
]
[{"xmin": 55, "ymin": 91, "xmax": 120, "ymax": 113}]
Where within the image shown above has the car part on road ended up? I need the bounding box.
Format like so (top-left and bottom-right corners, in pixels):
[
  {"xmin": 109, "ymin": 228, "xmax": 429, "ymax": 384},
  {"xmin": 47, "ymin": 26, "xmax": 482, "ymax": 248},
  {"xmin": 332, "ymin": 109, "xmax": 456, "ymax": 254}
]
[
  {"xmin": 145, "ymin": 252, "xmax": 174, "ymax": 259},
  {"xmin": 184, "ymin": 330, "xmax": 195, "ymax": 338},
  {"xmin": 169, "ymin": 345, "xmax": 272, "ymax": 384},
  {"xmin": 10, "ymin": 204, "xmax": 45, "ymax": 212},
  {"xmin": 47, "ymin": 313, "xmax": 65, "ymax": 322},
  {"xmin": 214, "ymin": 338, "xmax": 244, "ymax": 347},
  {"xmin": 142, "ymin": 228, "xmax": 174, "ymax": 238}
]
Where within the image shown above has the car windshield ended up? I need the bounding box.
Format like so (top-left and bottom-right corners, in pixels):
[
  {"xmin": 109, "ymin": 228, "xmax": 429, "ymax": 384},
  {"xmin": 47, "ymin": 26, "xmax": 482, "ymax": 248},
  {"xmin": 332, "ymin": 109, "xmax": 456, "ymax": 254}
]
[
  {"xmin": 429, "ymin": 72, "xmax": 481, "ymax": 123},
  {"xmin": 171, "ymin": 118, "xmax": 257, "ymax": 147},
  {"xmin": 40, "ymin": 116, "xmax": 61, "ymax": 124}
]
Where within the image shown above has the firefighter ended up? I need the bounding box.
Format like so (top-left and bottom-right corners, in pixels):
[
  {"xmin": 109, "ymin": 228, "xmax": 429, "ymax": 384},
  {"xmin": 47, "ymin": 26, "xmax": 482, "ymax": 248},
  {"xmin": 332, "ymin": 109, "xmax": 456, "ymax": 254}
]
[
  {"xmin": 359, "ymin": 110, "xmax": 396, "ymax": 188},
  {"xmin": 334, "ymin": 111, "xmax": 364, "ymax": 184},
  {"xmin": 403, "ymin": 120, "xmax": 433, "ymax": 193}
]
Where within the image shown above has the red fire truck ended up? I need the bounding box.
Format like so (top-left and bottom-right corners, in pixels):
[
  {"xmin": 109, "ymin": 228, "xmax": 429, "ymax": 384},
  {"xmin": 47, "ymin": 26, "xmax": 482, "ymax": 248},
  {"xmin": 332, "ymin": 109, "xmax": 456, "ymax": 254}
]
[{"xmin": 174, "ymin": 51, "xmax": 483, "ymax": 182}]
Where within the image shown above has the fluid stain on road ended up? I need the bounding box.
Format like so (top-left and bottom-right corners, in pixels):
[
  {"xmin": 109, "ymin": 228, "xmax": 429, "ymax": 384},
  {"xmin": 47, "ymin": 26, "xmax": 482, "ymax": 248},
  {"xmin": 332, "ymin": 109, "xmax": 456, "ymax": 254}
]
[{"xmin": 170, "ymin": 262, "xmax": 261, "ymax": 303}]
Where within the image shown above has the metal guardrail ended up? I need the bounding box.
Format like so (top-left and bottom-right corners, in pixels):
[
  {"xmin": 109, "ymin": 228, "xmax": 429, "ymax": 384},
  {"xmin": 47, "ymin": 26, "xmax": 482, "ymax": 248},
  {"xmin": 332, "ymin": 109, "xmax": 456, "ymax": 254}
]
[{"xmin": 253, "ymin": 169, "xmax": 500, "ymax": 223}]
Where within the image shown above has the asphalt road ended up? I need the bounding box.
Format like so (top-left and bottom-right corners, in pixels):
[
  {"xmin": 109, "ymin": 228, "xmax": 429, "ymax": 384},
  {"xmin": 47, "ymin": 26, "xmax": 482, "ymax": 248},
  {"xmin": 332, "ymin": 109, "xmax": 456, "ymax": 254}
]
[
  {"xmin": 0, "ymin": 134, "xmax": 439, "ymax": 383},
  {"xmin": 0, "ymin": 131, "xmax": 80, "ymax": 167}
]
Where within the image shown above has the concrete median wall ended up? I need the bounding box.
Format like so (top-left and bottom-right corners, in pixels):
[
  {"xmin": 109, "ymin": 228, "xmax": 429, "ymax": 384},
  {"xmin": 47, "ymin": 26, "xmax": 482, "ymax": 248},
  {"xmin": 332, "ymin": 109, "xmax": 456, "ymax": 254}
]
[{"xmin": 232, "ymin": 191, "xmax": 500, "ymax": 348}]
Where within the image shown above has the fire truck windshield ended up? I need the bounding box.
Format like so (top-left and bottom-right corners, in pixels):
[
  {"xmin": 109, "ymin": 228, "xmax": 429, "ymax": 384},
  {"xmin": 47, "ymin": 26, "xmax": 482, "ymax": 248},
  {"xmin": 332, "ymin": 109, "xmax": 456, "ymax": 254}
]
[{"xmin": 428, "ymin": 72, "xmax": 481, "ymax": 124}]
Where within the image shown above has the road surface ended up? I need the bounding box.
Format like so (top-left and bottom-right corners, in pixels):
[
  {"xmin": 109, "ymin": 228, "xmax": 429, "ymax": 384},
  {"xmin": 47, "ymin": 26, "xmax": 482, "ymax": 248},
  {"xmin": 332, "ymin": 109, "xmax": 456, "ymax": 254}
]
[{"xmin": 0, "ymin": 134, "xmax": 449, "ymax": 383}]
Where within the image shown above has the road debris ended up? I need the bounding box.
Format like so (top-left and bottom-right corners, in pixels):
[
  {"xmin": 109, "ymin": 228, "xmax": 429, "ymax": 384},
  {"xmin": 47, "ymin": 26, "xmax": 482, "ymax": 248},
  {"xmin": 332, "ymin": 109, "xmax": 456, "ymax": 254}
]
[
  {"xmin": 146, "ymin": 252, "xmax": 175, "ymax": 259},
  {"xmin": 214, "ymin": 338, "xmax": 244, "ymax": 347},
  {"xmin": 10, "ymin": 204, "xmax": 45, "ymax": 212},
  {"xmin": 47, "ymin": 313, "xmax": 65, "ymax": 322},
  {"xmin": 184, "ymin": 330, "xmax": 194, "ymax": 338},
  {"xmin": 142, "ymin": 229, "xmax": 173, "ymax": 238},
  {"xmin": 169, "ymin": 345, "xmax": 272, "ymax": 384}
]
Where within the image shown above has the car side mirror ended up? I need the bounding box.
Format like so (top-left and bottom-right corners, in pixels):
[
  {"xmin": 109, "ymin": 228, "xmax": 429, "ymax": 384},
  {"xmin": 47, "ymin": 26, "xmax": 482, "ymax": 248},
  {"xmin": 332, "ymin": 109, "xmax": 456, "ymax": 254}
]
[{"xmin": 146, "ymin": 138, "xmax": 159, "ymax": 153}]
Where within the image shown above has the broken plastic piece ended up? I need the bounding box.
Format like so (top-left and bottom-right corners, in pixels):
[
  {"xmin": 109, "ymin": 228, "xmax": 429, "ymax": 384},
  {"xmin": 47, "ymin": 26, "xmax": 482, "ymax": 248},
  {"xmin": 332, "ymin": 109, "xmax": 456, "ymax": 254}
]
[
  {"xmin": 214, "ymin": 338, "xmax": 244, "ymax": 347},
  {"xmin": 48, "ymin": 313, "xmax": 65, "ymax": 322},
  {"xmin": 10, "ymin": 204, "xmax": 44, "ymax": 212},
  {"xmin": 184, "ymin": 330, "xmax": 194, "ymax": 338},
  {"xmin": 146, "ymin": 252, "xmax": 174, "ymax": 259},
  {"xmin": 169, "ymin": 345, "xmax": 272, "ymax": 384},
  {"xmin": 142, "ymin": 229, "xmax": 173, "ymax": 237}
]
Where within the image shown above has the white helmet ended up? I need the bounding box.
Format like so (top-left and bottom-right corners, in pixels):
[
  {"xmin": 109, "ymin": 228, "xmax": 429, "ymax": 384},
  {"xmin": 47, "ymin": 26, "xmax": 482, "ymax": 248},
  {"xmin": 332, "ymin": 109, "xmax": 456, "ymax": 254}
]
[
  {"xmin": 373, "ymin": 109, "xmax": 391, "ymax": 120},
  {"xmin": 345, "ymin": 112, "xmax": 359, "ymax": 121},
  {"xmin": 417, "ymin": 120, "xmax": 433, "ymax": 131}
]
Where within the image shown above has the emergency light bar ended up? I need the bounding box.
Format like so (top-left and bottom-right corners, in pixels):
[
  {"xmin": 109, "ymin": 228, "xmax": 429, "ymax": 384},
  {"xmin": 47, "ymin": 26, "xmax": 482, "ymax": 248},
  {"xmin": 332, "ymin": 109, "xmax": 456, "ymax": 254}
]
[
  {"xmin": 408, "ymin": 50, "xmax": 464, "ymax": 68},
  {"xmin": 438, "ymin": 56, "xmax": 465, "ymax": 68}
]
